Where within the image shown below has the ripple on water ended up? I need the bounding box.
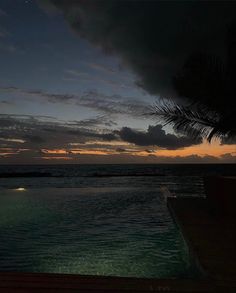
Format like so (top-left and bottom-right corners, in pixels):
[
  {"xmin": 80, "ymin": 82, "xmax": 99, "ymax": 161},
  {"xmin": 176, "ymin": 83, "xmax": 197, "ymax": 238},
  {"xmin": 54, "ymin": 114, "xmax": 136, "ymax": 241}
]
[{"xmin": 0, "ymin": 187, "xmax": 195, "ymax": 278}]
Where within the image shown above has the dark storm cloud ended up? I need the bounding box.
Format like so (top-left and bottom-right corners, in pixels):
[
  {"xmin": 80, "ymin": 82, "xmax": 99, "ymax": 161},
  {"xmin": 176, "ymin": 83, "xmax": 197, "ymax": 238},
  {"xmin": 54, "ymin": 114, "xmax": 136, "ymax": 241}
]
[
  {"xmin": 117, "ymin": 125, "xmax": 202, "ymax": 150},
  {"xmin": 43, "ymin": 0, "xmax": 236, "ymax": 97}
]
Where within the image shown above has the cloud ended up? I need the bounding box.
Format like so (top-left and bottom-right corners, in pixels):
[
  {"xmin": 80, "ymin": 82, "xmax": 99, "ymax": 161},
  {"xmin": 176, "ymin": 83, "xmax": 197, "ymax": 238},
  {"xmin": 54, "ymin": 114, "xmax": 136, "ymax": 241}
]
[
  {"xmin": 0, "ymin": 114, "xmax": 118, "ymax": 147},
  {"xmin": 23, "ymin": 135, "xmax": 45, "ymax": 144},
  {"xmin": 0, "ymin": 114, "xmax": 234, "ymax": 163},
  {"xmin": 65, "ymin": 69, "xmax": 90, "ymax": 78},
  {"xmin": 68, "ymin": 116, "xmax": 117, "ymax": 128},
  {"xmin": 1, "ymin": 149, "xmax": 235, "ymax": 164},
  {"xmin": 117, "ymin": 124, "xmax": 202, "ymax": 150},
  {"xmin": 0, "ymin": 86, "xmax": 74, "ymax": 103},
  {"xmin": 0, "ymin": 100, "xmax": 13, "ymax": 105},
  {"xmin": 89, "ymin": 62, "xmax": 116, "ymax": 74},
  {"xmin": 63, "ymin": 67, "xmax": 133, "ymax": 89},
  {"xmin": 76, "ymin": 90, "xmax": 150, "ymax": 116},
  {"xmin": 220, "ymin": 153, "xmax": 236, "ymax": 163},
  {"xmin": 0, "ymin": 86, "xmax": 150, "ymax": 117},
  {"xmin": 0, "ymin": 113, "xmax": 206, "ymax": 165},
  {"xmin": 116, "ymin": 147, "xmax": 126, "ymax": 153},
  {"xmin": 221, "ymin": 136, "xmax": 236, "ymax": 145},
  {"xmin": 64, "ymin": 128, "xmax": 117, "ymax": 142},
  {"xmin": 42, "ymin": 0, "xmax": 236, "ymax": 98}
]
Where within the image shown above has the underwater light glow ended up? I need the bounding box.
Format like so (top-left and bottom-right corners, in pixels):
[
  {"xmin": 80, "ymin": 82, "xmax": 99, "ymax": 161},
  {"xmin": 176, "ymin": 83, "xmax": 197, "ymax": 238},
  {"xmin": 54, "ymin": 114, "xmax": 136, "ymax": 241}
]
[{"xmin": 15, "ymin": 188, "xmax": 26, "ymax": 191}]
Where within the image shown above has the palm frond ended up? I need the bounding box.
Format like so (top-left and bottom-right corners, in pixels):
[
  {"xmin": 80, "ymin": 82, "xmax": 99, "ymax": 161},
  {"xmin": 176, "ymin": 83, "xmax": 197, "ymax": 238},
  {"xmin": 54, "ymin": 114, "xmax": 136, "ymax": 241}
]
[
  {"xmin": 149, "ymin": 100, "xmax": 230, "ymax": 142},
  {"xmin": 148, "ymin": 26, "xmax": 236, "ymax": 143}
]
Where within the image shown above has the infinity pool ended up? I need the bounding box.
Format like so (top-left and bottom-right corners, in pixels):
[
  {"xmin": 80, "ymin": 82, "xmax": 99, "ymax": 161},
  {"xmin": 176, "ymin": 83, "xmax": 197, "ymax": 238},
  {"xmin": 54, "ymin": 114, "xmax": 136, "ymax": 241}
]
[{"xmin": 0, "ymin": 187, "xmax": 194, "ymax": 278}]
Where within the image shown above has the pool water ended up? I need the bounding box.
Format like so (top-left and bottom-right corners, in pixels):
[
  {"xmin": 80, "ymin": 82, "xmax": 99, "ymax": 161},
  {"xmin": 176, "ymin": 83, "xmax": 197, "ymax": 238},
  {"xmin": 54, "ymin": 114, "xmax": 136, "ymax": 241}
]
[{"xmin": 0, "ymin": 187, "xmax": 195, "ymax": 278}]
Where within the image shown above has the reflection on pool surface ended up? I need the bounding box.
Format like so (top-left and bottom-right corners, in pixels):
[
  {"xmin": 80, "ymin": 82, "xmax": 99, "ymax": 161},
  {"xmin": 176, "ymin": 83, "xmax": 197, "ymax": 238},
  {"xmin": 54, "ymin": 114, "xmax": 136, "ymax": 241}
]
[{"xmin": 0, "ymin": 187, "xmax": 194, "ymax": 278}]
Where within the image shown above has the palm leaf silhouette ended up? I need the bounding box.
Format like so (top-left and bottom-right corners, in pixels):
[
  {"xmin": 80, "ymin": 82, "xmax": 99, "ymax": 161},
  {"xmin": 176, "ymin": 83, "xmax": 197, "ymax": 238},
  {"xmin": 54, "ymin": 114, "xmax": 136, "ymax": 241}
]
[
  {"xmin": 150, "ymin": 100, "xmax": 232, "ymax": 142},
  {"xmin": 151, "ymin": 24, "xmax": 236, "ymax": 142}
]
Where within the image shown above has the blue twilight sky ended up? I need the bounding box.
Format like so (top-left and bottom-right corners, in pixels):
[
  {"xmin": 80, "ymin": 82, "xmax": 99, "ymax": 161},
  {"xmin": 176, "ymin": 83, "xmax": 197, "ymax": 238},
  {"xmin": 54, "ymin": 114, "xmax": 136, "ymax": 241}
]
[
  {"xmin": 0, "ymin": 0, "xmax": 155, "ymax": 128},
  {"xmin": 0, "ymin": 0, "xmax": 235, "ymax": 164}
]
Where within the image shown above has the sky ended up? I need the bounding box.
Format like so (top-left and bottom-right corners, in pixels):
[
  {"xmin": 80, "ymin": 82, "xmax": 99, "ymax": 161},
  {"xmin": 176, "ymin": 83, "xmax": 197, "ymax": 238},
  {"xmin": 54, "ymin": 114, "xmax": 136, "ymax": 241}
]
[{"xmin": 0, "ymin": 0, "xmax": 235, "ymax": 164}]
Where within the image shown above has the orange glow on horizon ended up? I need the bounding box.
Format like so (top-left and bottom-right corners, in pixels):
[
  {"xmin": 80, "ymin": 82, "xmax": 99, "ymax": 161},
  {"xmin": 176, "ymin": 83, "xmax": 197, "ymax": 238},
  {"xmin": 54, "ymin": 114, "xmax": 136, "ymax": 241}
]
[
  {"xmin": 0, "ymin": 138, "xmax": 234, "ymax": 161},
  {"xmin": 70, "ymin": 140, "xmax": 129, "ymax": 146},
  {"xmin": 70, "ymin": 149, "xmax": 112, "ymax": 155},
  {"xmin": 39, "ymin": 140, "xmax": 235, "ymax": 158},
  {"xmin": 41, "ymin": 149, "xmax": 67, "ymax": 154},
  {"xmin": 41, "ymin": 156, "xmax": 72, "ymax": 160},
  {"xmin": 154, "ymin": 140, "xmax": 236, "ymax": 158}
]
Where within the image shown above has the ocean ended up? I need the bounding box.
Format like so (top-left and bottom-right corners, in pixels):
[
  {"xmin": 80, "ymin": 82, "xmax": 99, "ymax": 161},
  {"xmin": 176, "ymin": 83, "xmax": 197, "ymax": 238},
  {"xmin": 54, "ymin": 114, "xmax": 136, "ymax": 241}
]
[{"xmin": 0, "ymin": 164, "xmax": 235, "ymax": 278}]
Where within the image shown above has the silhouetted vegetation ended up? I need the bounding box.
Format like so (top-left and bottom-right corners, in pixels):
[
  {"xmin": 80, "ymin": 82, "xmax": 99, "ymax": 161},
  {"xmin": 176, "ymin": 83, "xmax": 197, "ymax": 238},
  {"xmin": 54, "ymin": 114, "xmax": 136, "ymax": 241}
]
[{"xmin": 152, "ymin": 24, "xmax": 236, "ymax": 142}]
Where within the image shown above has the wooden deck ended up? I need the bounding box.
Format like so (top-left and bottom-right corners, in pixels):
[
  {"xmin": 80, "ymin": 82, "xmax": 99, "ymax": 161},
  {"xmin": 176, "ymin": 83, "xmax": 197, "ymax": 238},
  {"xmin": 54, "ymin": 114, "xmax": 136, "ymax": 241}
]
[{"xmin": 1, "ymin": 197, "xmax": 235, "ymax": 292}]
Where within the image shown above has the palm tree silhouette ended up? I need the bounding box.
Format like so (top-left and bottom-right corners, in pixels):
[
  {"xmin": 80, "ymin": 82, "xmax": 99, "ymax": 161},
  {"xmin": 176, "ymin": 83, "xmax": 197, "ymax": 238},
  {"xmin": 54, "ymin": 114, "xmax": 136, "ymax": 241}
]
[{"xmin": 151, "ymin": 24, "xmax": 236, "ymax": 142}]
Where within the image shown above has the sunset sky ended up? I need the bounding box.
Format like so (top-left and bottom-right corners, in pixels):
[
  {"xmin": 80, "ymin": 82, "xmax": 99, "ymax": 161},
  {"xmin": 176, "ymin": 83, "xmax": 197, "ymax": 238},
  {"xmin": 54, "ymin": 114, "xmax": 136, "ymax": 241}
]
[{"xmin": 0, "ymin": 0, "xmax": 235, "ymax": 164}]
